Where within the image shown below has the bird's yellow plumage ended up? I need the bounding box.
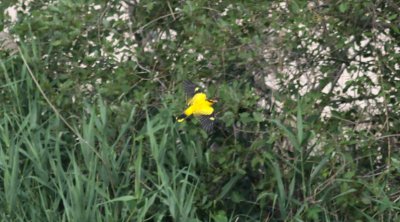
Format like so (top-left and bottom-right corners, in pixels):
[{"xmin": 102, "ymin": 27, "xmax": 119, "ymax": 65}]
[
  {"xmin": 184, "ymin": 93, "xmax": 214, "ymax": 116},
  {"xmin": 176, "ymin": 81, "xmax": 218, "ymax": 132}
]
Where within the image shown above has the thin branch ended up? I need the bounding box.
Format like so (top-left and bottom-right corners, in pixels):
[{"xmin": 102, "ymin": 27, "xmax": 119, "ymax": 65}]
[
  {"xmin": 330, "ymin": 95, "xmax": 378, "ymax": 104},
  {"xmin": 375, "ymin": 134, "xmax": 400, "ymax": 140},
  {"xmin": 133, "ymin": 12, "xmax": 182, "ymax": 34}
]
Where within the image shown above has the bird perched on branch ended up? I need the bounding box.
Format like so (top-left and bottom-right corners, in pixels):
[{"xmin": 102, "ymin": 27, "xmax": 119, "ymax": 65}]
[{"xmin": 176, "ymin": 80, "xmax": 218, "ymax": 133}]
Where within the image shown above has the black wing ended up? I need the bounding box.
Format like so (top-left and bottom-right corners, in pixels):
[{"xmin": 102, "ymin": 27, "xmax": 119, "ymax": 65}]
[
  {"xmin": 199, "ymin": 114, "xmax": 216, "ymax": 133},
  {"xmin": 183, "ymin": 80, "xmax": 202, "ymax": 98}
]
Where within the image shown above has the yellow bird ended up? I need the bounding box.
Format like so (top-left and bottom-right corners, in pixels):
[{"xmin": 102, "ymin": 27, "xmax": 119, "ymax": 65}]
[{"xmin": 176, "ymin": 80, "xmax": 218, "ymax": 132}]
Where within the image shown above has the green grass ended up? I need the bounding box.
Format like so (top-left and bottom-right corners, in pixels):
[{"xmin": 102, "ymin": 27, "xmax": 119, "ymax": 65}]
[
  {"xmin": 1, "ymin": 46, "xmax": 207, "ymax": 221},
  {"xmin": 1, "ymin": 54, "xmax": 400, "ymax": 221},
  {"xmin": 1, "ymin": 52, "xmax": 400, "ymax": 221}
]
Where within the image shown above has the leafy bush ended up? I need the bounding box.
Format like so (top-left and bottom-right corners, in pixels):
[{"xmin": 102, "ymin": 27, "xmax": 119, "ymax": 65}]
[{"xmin": 1, "ymin": 0, "xmax": 399, "ymax": 221}]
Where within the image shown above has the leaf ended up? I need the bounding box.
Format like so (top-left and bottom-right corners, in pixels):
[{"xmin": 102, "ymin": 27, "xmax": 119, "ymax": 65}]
[
  {"xmin": 212, "ymin": 210, "xmax": 228, "ymax": 222},
  {"xmin": 272, "ymin": 119, "xmax": 300, "ymax": 149},
  {"xmin": 215, "ymin": 175, "xmax": 242, "ymax": 201},
  {"xmin": 339, "ymin": 3, "xmax": 348, "ymax": 13},
  {"xmin": 388, "ymin": 14, "xmax": 397, "ymax": 21},
  {"xmin": 332, "ymin": 189, "xmax": 357, "ymax": 200},
  {"xmin": 221, "ymin": 111, "xmax": 235, "ymax": 127},
  {"xmin": 239, "ymin": 112, "xmax": 252, "ymax": 124},
  {"xmin": 289, "ymin": 0, "xmax": 300, "ymax": 13},
  {"xmin": 306, "ymin": 206, "xmax": 322, "ymax": 220},
  {"xmin": 253, "ymin": 112, "xmax": 264, "ymax": 122},
  {"xmin": 96, "ymin": 195, "xmax": 136, "ymax": 206}
]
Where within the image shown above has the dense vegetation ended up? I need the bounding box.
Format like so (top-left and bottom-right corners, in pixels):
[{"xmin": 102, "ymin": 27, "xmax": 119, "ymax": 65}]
[{"xmin": 1, "ymin": 1, "xmax": 400, "ymax": 221}]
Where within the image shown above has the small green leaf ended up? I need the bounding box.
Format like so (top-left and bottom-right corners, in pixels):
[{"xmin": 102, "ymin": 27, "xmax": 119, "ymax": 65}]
[
  {"xmin": 339, "ymin": 3, "xmax": 348, "ymax": 13},
  {"xmin": 212, "ymin": 210, "xmax": 228, "ymax": 222},
  {"xmin": 289, "ymin": 0, "xmax": 300, "ymax": 13},
  {"xmin": 239, "ymin": 112, "xmax": 252, "ymax": 124},
  {"xmin": 361, "ymin": 196, "xmax": 371, "ymax": 205},
  {"xmin": 221, "ymin": 111, "xmax": 235, "ymax": 126},
  {"xmin": 388, "ymin": 14, "xmax": 397, "ymax": 20},
  {"xmin": 307, "ymin": 206, "xmax": 322, "ymax": 220},
  {"xmin": 253, "ymin": 112, "xmax": 264, "ymax": 122},
  {"xmin": 51, "ymin": 40, "xmax": 63, "ymax": 46}
]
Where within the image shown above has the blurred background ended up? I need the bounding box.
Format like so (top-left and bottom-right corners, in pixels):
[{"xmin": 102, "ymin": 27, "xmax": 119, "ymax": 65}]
[{"xmin": 1, "ymin": 0, "xmax": 400, "ymax": 221}]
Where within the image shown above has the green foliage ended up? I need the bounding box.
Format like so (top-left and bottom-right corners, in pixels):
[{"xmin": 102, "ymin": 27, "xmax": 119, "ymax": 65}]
[{"xmin": 1, "ymin": 0, "xmax": 400, "ymax": 221}]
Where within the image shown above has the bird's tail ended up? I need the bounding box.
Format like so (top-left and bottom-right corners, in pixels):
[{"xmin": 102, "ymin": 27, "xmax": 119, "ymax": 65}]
[{"xmin": 176, "ymin": 113, "xmax": 188, "ymax": 122}]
